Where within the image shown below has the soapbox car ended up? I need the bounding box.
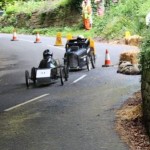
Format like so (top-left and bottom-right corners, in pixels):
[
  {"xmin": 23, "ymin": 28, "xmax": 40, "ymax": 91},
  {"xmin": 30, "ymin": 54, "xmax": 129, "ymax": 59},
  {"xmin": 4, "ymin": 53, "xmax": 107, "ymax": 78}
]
[
  {"xmin": 64, "ymin": 37, "xmax": 96, "ymax": 71},
  {"xmin": 25, "ymin": 50, "xmax": 68, "ymax": 88}
]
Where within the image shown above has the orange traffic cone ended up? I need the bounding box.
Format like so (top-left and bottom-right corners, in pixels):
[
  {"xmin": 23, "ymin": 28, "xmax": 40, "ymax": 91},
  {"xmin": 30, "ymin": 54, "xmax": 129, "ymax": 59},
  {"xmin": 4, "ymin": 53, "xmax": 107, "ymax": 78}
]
[
  {"xmin": 34, "ymin": 32, "xmax": 41, "ymax": 43},
  {"xmin": 11, "ymin": 30, "xmax": 18, "ymax": 41},
  {"xmin": 102, "ymin": 49, "xmax": 113, "ymax": 67}
]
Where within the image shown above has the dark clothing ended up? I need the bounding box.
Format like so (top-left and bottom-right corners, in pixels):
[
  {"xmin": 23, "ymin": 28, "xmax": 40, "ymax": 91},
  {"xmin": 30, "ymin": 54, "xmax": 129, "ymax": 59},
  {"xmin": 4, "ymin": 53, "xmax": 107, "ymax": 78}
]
[{"xmin": 38, "ymin": 58, "xmax": 57, "ymax": 69}]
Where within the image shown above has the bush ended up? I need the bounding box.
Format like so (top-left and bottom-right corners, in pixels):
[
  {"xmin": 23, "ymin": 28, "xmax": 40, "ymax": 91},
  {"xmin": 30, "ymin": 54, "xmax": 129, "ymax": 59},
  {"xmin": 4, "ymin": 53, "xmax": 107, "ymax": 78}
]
[
  {"xmin": 93, "ymin": 0, "xmax": 150, "ymax": 39},
  {"xmin": 0, "ymin": 26, "xmax": 14, "ymax": 33},
  {"xmin": 2, "ymin": 0, "xmax": 150, "ymax": 41},
  {"xmin": 140, "ymin": 30, "xmax": 150, "ymax": 70}
]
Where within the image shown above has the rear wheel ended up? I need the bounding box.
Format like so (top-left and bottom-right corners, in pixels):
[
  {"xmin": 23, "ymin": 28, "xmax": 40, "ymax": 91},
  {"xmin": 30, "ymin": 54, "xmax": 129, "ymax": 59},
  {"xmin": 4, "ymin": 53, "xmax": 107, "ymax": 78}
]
[
  {"xmin": 64, "ymin": 65, "xmax": 69, "ymax": 81},
  {"xmin": 31, "ymin": 67, "xmax": 36, "ymax": 85},
  {"xmin": 60, "ymin": 68, "xmax": 64, "ymax": 86},
  {"xmin": 25, "ymin": 70, "xmax": 30, "ymax": 88}
]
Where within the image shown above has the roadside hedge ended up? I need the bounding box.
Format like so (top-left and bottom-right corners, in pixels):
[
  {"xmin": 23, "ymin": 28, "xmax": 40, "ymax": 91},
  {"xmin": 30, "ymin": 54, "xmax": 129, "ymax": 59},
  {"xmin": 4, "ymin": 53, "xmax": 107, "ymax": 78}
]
[{"xmin": 141, "ymin": 29, "xmax": 150, "ymax": 136}]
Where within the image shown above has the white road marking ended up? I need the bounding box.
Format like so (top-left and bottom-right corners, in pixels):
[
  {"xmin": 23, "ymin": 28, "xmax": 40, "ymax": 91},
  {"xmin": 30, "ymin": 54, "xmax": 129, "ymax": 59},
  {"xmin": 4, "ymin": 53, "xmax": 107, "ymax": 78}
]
[
  {"xmin": 0, "ymin": 35, "xmax": 65, "ymax": 50},
  {"xmin": 19, "ymin": 38, "xmax": 33, "ymax": 43},
  {"xmin": 72, "ymin": 74, "xmax": 87, "ymax": 84},
  {"xmin": 47, "ymin": 44, "xmax": 65, "ymax": 50},
  {"xmin": 4, "ymin": 93, "xmax": 49, "ymax": 112},
  {"xmin": 18, "ymin": 39, "xmax": 65, "ymax": 50}
]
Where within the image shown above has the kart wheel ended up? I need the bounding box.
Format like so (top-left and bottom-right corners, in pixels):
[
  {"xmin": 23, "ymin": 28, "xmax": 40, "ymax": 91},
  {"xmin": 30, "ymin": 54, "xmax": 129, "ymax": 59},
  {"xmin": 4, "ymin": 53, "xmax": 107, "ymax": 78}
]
[
  {"xmin": 25, "ymin": 70, "xmax": 30, "ymax": 88},
  {"xmin": 31, "ymin": 67, "xmax": 36, "ymax": 85},
  {"xmin": 64, "ymin": 65, "xmax": 69, "ymax": 81},
  {"xmin": 86, "ymin": 56, "xmax": 91, "ymax": 71},
  {"xmin": 60, "ymin": 68, "xmax": 64, "ymax": 86},
  {"xmin": 90, "ymin": 53, "xmax": 96, "ymax": 69}
]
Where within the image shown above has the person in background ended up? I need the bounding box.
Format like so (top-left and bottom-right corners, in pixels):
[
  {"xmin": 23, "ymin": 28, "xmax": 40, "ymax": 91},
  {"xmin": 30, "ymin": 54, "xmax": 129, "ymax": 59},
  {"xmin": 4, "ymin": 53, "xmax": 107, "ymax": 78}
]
[
  {"xmin": 94, "ymin": 0, "xmax": 105, "ymax": 16},
  {"xmin": 146, "ymin": 12, "xmax": 150, "ymax": 29},
  {"xmin": 82, "ymin": 0, "xmax": 93, "ymax": 30}
]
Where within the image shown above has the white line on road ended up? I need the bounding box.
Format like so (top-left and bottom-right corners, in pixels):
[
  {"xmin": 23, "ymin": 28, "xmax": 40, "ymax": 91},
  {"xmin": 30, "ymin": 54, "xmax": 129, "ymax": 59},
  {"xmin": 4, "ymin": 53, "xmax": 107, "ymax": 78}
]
[
  {"xmin": 18, "ymin": 39, "xmax": 65, "ymax": 50},
  {"xmin": 47, "ymin": 44, "xmax": 65, "ymax": 50},
  {"xmin": 72, "ymin": 74, "xmax": 87, "ymax": 84},
  {"xmin": 19, "ymin": 38, "xmax": 33, "ymax": 43},
  {"xmin": 0, "ymin": 35, "xmax": 65, "ymax": 50},
  {"xmin": 4, "ymin": 93, "xmax": 49, "ymax": 112}
]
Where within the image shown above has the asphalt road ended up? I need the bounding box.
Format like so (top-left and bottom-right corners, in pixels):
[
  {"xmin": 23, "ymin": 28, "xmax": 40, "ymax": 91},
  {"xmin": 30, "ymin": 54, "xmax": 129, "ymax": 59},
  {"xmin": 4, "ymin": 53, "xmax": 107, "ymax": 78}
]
[{"xmin": 0, "ymin": 33, "xmax": 140, "ymax": 150}]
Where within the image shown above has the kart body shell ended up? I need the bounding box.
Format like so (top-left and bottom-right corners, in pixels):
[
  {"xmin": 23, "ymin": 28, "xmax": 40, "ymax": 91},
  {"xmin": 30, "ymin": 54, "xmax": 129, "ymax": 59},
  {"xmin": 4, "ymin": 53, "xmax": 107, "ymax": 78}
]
[
  {"xmin": 64, "ymin": 38, "xmax": 96, "ymax": 71},
  {"xmin": 25, "ymin": 57, "xmax": 68, "ymax": 88}
]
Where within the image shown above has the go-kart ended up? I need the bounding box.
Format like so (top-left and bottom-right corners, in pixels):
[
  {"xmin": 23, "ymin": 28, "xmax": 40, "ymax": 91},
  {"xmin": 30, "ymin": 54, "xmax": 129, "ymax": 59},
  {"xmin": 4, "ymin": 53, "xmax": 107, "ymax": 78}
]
[
  {"xmin": 64, "ymin": 38, "xmax": 96, "ymax": 71},
  {"xmin": 25, "ymin": 57, "xmax": 68, "ymax": 88}
]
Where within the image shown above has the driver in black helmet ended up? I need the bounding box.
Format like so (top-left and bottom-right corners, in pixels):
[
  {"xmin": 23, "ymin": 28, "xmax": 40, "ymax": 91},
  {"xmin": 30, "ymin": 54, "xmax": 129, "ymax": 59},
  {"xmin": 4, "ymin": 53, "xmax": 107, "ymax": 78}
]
[
  {"xmin": 77, "ymin": 35, "xmax": 84, "ymax": 42},
  {"xmin": 39, "ymin": 49, "xmax": 57, "ymax": 68}
]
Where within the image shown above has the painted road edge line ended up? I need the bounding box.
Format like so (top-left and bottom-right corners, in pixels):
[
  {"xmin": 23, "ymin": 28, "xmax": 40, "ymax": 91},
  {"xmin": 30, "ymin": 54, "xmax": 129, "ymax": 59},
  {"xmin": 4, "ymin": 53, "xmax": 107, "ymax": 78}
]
[
  {"xmin": 4, "ymin": 93, "xmax": 49, "ymax": 112},
  {"xmin": 72, "ymin": 74, "xmax": 87, "ymax": 84},
  {"xmin": 47, "ymin": 44, "xmax": 64, "ymax": 50},
  {"xmin": 18, "ymin": 39, "xmax": 65, "ymax": 50}
]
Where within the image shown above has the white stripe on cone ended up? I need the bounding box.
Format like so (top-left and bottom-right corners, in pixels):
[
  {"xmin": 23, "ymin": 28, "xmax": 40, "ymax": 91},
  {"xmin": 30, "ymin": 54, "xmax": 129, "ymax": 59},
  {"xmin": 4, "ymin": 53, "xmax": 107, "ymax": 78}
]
[
  {"xmin": 105, "ymin": 50, "xmax": 110, "ymax": 61},
  {"xmin": 102, "ymin": 49, "xmax": 112, "ymax": 67},
  {"xmin": 35, "ymin": 33, "xmax": 41, "ymax": 43},
  {"xmin": 12, "ymin": 31, "xmax": 17, "ymax": 41}
]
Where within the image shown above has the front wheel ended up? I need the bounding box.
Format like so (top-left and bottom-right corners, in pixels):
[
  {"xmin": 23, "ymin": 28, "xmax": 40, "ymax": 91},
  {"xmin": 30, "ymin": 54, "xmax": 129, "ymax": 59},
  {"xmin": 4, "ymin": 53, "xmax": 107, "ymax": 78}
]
[
  {"xmin": 64, "ymin": 65, "xmax": 69, "ymax": 81},
  {"xmin": 91, "ymin": 53, "xmax": 96, "ymax": 69},
  {"xmin": 25, "ymin": 70, "xmax": 30, "ymax": 88},
  {"xmin": 60, "ymin": 68, "xmax": 64, "ymax": 86},
  {"xmin": 86, "ymin": 56, "xmax": 91, "ymax": 71}
]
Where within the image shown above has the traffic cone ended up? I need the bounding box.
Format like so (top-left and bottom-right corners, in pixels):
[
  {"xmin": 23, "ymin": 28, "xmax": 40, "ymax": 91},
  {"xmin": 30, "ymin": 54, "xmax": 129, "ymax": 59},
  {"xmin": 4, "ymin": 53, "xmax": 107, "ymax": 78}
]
[
  {"xmin": 66, "ymin": 33, "xmax": 73, "ymax": 41},
  {"xmin": 125, "ymin": 31, "xmax": 131, "ymax": 44},
  {"xmin": 34, "ymin": 32, "xmax": 41, "ymax": 43},
  {"xmin": 11, "ymin": 30, "xmax": 18, "ymax": 41},
  {"xmin": 54, "ymin": 32, "xmax": 63, "ymax": 46},
  {"xmin": 125, "ymin": 31, "xmax": 131, "ymax": 39},
  {"xmin": 102, "ymin": 49, "xmax": 113, "ymax": 67}
]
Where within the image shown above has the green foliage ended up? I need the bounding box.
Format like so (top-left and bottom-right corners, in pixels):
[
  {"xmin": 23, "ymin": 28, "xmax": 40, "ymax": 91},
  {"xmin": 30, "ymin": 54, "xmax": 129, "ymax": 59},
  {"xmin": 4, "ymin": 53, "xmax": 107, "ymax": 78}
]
[
  {"xmin": 93, "ymin": 0, "xmax": 150, "ymax": 39},
  {"xmin": 5, "ymin": 1, "xmax": 46, "ymax": 15},
  {"xmin": 0, "ymin": 0, "xmax": 14, "ymax": 9},
  {"xmin": 4, "ymin": 0, "xmax": 83, "ymax": 15},
  {"xmin": 32, "ymin": 26, "xmax": 95, "ymax": 38},
  {"xmin": 140, "ymin": 30, "xmax": 150, "ymax": 70},
  {"xmin": 1, "ymin": 0, "xmax": 150, "ymax": 41},
  {"xmin": 0, "ymin": 26, "xmax": 14, "ymax": 33}
]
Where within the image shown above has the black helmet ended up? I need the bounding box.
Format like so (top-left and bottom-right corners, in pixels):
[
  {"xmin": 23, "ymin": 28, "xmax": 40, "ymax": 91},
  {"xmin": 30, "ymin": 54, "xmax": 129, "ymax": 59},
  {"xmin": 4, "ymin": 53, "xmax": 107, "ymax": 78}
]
[{"xmin": 43, "ymin": 49, "xmax": 53, "ymax": 59}]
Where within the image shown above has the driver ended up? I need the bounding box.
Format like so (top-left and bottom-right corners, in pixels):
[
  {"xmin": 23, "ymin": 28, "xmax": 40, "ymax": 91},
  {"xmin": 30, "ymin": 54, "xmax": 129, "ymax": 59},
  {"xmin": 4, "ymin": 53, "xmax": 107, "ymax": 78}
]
[
  {"xmin": 39, "ymin": 49, "xmax": 57, "ymax": 68},
  {"xmin": 77, "ymin": 35, "xmax": 84, "ymax": 41},
  {"xmin": 77, "ymin": 35, "xmax": 90, "ymax": 48}
]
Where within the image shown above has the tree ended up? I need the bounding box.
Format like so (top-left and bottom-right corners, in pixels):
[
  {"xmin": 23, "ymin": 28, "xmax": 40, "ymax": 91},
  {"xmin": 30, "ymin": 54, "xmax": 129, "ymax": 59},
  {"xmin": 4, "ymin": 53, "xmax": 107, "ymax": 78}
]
[
  {"xmin": 69, "ymin": 0, "xmax": 82, "ymax": 10},
  {"xmin": 0, "ymin": 0, "xmax": 14, "ymax": 9}
]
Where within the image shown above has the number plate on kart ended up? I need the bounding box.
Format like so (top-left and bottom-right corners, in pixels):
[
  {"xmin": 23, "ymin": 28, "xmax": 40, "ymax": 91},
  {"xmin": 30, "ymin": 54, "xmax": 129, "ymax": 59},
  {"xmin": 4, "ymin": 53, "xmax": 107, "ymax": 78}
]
[{"xmin": 36, "ymin": 69, "xmax": 51, "ymax": 78}]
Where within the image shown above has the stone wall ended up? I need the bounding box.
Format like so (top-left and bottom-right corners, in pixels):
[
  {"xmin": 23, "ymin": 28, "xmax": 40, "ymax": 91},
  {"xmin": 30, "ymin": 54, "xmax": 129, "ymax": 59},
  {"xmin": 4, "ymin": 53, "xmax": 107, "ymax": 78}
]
[
  {"xmin": 0, "ymin": 6, "xmax": 81, "ymax": 28},
  {"xmin": 141, "ymin": 69, "xmax": 150, "ymax": 135}
]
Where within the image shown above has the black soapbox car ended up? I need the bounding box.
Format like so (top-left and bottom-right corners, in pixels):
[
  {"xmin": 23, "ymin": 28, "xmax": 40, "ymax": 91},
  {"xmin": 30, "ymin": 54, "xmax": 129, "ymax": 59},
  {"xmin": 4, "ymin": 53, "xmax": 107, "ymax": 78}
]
[
  {"xmin": 64, "ymin": 36, "xmax": 96, "ymax": 71},
  {"xmin": 25, "ymin": 49, "xmax": 68, "ymax": 88}
]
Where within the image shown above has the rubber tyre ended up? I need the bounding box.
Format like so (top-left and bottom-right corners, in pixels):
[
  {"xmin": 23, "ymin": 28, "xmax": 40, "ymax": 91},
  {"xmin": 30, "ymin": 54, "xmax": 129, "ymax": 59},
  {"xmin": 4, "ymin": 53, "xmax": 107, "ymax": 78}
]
[
  {"xmin": 60, "ymin": 68, "xmax": 64, "ymax": 86},
  {"xmin": 31, "ymin": 67, "xmax": 36, "ymax": 85},
  {"xmin": 25, "ymin": 70, "xmax": 30, "ymax": 88},
  {"xmin": 64, "ymin": 65, "xmax": 69, "ymax": 81},
  {"xmin": 86, "ymin": 56, "xmax": 91, "ymax": 71},
  {"xmin": 91, "ymin": 54, "xmax": 95, "ymax": 69}
]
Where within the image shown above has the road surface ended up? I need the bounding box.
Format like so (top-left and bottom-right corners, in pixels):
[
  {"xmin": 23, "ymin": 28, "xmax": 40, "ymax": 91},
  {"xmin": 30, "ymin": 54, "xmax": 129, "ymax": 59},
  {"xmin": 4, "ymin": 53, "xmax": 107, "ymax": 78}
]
[{"xmin": 0, "ymin": 34, "xmax": 140, "ymax": 150}]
